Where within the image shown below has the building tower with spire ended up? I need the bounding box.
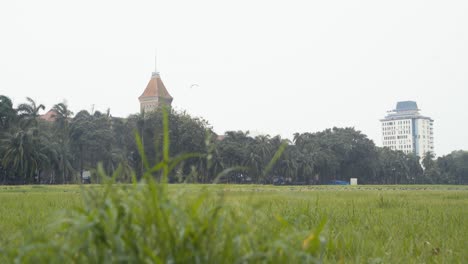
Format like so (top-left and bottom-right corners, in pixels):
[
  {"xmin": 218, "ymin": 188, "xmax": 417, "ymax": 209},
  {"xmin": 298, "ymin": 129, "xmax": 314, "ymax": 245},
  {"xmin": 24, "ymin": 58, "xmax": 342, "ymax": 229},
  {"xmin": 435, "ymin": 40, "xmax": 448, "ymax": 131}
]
[{"xmin": 138, "ymin": 58, "xmax": 173, "ymax": 113}]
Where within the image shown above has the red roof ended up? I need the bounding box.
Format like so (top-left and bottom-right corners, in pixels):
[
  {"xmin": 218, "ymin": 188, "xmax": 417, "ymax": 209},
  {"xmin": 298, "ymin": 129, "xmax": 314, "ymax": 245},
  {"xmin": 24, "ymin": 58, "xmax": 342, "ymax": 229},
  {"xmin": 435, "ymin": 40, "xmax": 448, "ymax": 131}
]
[
  {"xmin": 39, "ymin": 109, "xmax": 58, "ymax": 122},
  {"xmin": 139, "ymin": 74, "xmax": 173, "ymax": 100}
]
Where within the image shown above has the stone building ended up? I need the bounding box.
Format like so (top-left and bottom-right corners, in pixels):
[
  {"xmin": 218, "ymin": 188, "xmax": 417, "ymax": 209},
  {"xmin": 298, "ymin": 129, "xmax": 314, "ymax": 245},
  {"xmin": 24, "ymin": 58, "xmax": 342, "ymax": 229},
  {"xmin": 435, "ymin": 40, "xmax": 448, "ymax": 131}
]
[{"xmin": 138, "ymin": 68, "xmax": 173, "ymax": 113}]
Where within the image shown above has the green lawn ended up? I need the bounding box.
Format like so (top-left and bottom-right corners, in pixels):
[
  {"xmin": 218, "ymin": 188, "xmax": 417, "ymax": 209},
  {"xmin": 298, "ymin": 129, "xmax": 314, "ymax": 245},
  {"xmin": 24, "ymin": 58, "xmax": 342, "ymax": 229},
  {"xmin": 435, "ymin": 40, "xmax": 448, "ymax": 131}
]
[
  {"xmin": 1, "ymin": 184, "xmax": 467, "ymax": 263},
  {"xmin": 0, "ymin": 185, "xmax": 83, "ymax": 248}
]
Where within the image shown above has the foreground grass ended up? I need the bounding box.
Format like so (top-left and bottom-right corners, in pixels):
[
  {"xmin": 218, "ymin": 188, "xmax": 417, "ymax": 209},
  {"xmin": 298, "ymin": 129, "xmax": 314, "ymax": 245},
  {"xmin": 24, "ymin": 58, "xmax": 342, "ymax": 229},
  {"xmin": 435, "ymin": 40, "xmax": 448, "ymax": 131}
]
[{"xmin": 0, "ymin": 184, "xmax": 467, "ymax": 263}]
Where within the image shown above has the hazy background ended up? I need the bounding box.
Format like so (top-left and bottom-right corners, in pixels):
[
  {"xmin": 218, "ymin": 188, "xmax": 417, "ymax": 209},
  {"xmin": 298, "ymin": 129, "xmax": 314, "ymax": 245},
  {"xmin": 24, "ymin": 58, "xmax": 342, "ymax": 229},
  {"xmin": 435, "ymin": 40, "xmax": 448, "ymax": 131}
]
[{"xmin": 1, "ymin": 0, "xmax": 467, "ymax": 155}]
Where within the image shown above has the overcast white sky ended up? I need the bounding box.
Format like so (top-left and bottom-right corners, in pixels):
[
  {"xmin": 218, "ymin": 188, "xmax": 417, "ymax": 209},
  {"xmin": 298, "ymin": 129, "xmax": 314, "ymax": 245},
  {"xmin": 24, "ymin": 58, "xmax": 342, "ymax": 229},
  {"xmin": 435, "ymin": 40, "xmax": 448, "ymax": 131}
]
[{"xmin": 1, "ymin": 0, "xmax": 467, "ymax": 155}]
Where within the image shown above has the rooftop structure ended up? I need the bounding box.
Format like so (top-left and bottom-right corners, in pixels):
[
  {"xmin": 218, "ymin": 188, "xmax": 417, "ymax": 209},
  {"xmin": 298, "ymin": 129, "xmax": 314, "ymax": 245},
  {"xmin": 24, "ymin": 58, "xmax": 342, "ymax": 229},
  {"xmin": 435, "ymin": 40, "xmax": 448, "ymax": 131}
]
[
  {"xmin": 39, "ymin": 109, "xmax": 58, "ymax": 122},
  {"xmin": 138, "ymin": 59, "xmax": 173, "ymax": 113},
  {"xmin": 380, "ymin": 101, "xmax": 434, "ymax": 157}
]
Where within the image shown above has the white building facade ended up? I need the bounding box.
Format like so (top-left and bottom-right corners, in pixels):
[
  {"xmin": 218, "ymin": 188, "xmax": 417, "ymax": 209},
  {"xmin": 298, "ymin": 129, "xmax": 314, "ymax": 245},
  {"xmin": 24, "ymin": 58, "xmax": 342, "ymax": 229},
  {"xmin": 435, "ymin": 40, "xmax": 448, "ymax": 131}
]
[{"xmin": 381, "ymin": 101, "xmax": 434, "ymax": 157}]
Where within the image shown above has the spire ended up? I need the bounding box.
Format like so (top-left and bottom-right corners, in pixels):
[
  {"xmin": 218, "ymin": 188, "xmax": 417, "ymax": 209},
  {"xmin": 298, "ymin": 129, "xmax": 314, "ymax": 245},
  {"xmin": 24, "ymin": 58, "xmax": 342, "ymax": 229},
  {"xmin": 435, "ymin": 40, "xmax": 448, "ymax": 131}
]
[
  {"xmin": 139, "ymin": 53, "xmax": 173, "ymax": 101},
  {"xmin": 139, "ymin": 54, "xmax": 174, "ymax": 113},
  {"xmin": 152, "ymin": 49, "xmax": 159, "ymax": 78}
]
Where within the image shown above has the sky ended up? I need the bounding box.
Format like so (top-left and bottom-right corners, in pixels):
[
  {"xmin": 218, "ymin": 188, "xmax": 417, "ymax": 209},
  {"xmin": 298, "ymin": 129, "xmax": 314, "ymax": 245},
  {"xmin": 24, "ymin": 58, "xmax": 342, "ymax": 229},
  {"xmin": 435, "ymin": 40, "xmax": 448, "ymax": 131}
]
[{"xmin": 1, "ymin": 0, "xmax": 467, "ymax": 155}]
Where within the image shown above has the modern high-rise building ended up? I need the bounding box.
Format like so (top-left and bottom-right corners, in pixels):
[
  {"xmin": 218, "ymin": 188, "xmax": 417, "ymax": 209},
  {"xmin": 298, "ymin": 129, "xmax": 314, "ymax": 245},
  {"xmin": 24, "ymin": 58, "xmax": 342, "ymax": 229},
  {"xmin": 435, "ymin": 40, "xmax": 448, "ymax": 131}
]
[
  {"xmin": 138, "ymin": 66, "xmax": 173, "ymax": 113},
  {"xmin": 381, "ymin": 101, "xmax": 434, "ymax": 157}
]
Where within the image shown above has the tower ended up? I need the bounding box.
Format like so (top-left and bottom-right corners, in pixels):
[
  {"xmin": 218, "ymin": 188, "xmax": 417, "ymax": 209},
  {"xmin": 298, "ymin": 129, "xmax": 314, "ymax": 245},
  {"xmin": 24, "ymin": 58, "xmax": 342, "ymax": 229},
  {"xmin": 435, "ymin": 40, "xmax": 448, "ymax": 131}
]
[
  {"xmin": 138, "ymin": 58, "xmax": 173, "ymax": 113},
  {"xmin": 380, "ymin": 101, "xmax": 434, "ymax": 157}
]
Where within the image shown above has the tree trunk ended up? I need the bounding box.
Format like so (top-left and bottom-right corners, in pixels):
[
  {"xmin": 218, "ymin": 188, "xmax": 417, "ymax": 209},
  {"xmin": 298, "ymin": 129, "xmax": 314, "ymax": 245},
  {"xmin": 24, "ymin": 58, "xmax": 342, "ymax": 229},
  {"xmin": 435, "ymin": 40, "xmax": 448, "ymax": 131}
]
[{"xmin": 80, "ymin": 146, "xmax": 84, "ymax": 184}]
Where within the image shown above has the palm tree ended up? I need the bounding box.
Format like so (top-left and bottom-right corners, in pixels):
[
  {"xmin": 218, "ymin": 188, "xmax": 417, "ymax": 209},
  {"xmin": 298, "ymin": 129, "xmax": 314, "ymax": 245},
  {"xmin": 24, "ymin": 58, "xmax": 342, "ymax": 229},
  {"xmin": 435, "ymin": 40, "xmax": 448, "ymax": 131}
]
[
  {"xmin": 0, "ymin": 127, "xmax": 50, "ymax": 183},
  {"xmin": 254, "ymin": 135, "xmax": 272, "ymax": 160},
  {"xmin": 0, "ymin": 95, "xmax": 17, "ymax": 129},
  {"xmin": 53, "ymin": 102, "xmax": 73, "ymax": 133},
  {"xmin": 70, "ymin": 110, "xmax": 116, "ymax": 181},
  {"xmin": 17, "ymin": 97, "xmax": 45, "ymax": 128},
  {"xmin": 49, "ymin": 102, "xmax": 75, "ymax": 183},
  {"xmin": 276, "ymin": 146, "xmax": 299, "ymax": 183},
  {"xmin": 46, "ymin": 139, "xmax": 74, "ymax": 184}
]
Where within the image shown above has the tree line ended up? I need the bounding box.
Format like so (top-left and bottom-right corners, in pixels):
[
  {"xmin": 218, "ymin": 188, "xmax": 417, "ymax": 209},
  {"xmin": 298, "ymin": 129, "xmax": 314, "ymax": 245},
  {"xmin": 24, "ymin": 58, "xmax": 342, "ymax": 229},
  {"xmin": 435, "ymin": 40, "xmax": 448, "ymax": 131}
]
[{"xmin": 0, "ymin": 95, "xmax": 467, "ymax": 185}]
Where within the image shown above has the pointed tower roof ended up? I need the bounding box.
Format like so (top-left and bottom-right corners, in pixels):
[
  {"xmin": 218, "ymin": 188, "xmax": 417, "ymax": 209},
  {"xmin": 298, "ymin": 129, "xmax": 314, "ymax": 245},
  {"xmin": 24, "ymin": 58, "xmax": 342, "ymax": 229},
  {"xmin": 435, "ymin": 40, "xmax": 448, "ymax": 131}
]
[{"xmin": 138, "ymin": 72, "xmax": 173, "ymax": 100}]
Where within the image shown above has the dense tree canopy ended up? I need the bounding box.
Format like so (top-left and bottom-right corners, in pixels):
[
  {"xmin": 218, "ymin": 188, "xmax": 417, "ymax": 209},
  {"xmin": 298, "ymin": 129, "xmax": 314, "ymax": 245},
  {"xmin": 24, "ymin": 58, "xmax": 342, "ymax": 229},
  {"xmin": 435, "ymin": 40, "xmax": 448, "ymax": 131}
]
[{"xmin": 0, "ymin": 95, "xmax": 466, "ymax": 185}]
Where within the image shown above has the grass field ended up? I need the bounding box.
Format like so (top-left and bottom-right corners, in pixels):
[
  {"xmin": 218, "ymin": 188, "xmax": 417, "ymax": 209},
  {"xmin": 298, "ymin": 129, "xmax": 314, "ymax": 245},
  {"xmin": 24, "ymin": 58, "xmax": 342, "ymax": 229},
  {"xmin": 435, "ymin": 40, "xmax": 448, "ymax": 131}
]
[{"xmin": 1, "ymin": 184, "xmax": 467, "ymax": 263}]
